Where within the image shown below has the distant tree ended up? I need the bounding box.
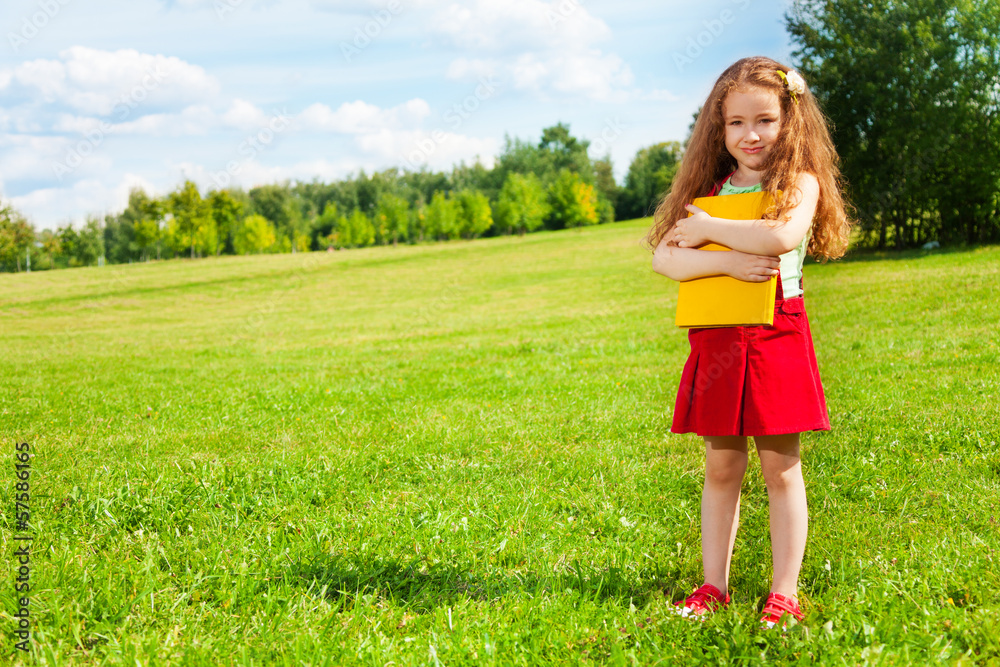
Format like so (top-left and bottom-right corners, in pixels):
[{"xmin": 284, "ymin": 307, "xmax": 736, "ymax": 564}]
[
  {"xmin": 618, "ymin": 142, "xmax": 682, "ymax": 221},
  {"xmin": 122, "ymin": 188, "xmax": 164, "ymax": 262},
  {"xmin": 451, "ymin": 161, "xmax": 498, "ymax": 201},
  {"xmin": 539, "ymin": 123, "xmax": 594, "ymax": 181},
  {"xmin": 549, "ymin": 170, "xmax": 600, "ymax": 229},
  {"xmin": 208, "ymin": 190, "xmax": 243, "ymax": 256},
  {"xmin": 593, "ymin": 157, "xmax": 619, "ymax": 224},
  {"xmin": 424, "ymin": 191, "xmax": 460, "ymax": 240},
  {"xmin": 58, "ymin": 217, "xmax": 104, "ymax": 267},
  {"xmin": 494, "ymin": 173, "xmax": 550, "ymax": 236},
  {"xmin": 168, "ymin": 181, "xmax": 215, "ymax": 258},
  {"xmin": 234, "ymin": 214, "xmax": 276, "ymax": 254},
  {"xmin": 249, "ymin": 183, "xmax": 305, "ymax": 249},
  {"xmin": 345, "ymin": 209, "xmax": 375, "ymax": 247},
  {"xmin": 376, "ymin": 193, "xmax": 410, "ymax": 246},
  {"xmin": 312, "ymin": 202, "xmax": 340, "ymax": 249},
  {"xmin": 455, "ymin": 190, "xmax": 493, "ymax": 238},
  {"xmin": 493, "ymin": 123, "xmax": 594, "ymax": 192},
  {"xmin": 37, "ymin": 229, "xmax": 62, "ymax": 270},
  {"xmin": 103, "ymin": 213, "xmax": 136, "ymax": 265},
  {"xmin": 0, "ymin": 204, "xmax": 35, "ymax": 272}
]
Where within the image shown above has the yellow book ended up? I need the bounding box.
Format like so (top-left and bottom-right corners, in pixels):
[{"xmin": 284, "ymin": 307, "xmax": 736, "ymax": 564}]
[{"xmin": 675, "ymin": 191, "xmax": 778, "ymax": 328}]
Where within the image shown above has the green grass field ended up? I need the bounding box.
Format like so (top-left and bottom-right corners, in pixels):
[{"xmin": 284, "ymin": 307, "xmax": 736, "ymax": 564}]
[{"xmin": 2, "ymin": 218, "xmax": 999, "ymax": 665}]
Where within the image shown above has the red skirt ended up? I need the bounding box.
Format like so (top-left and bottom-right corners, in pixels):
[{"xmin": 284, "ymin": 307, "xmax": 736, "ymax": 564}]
[{"xmin": 670, "ymin": 296, "xmax": 830, "ymax": 437}]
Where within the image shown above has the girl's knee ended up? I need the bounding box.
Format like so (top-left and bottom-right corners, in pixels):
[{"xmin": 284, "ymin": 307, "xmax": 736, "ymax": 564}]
[
  {"xmin": 705, "ymin": 458, "xmax": 748, "ymax": 487},
  {"xmin": 761, "ymin": 464, "xmax": 803, "ymax": 492}
]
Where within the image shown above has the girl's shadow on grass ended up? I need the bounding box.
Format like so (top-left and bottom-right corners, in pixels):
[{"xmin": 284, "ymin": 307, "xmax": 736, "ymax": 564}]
[{"xmin": 285, "ymin": 550, "xmax": 682, "ymax": 610}]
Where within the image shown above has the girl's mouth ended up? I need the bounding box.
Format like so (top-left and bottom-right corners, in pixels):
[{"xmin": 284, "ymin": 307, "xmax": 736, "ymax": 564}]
[{"xmin": 742, "ymin": 147, "xmax": 763, "ymax": 154}]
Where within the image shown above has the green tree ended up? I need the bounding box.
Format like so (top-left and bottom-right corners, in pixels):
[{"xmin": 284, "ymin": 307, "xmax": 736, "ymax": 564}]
[
  {"xmin": 0, "ymin": 204, "xmax": 35, "ymax": 272},
  {"xmin": 494, "ymin": 173, "xmax": 550, "ymax": 236},
  {"xmin": 313, "ymin": 202, "xmax": 341, "ymax": 249},
  {"xmin": 424, "ymin": 191, "xmax": 460, "ymax": 240},
  {"xmin": 168, "ymin": 181, "xmax": 215, "ymax": 258},
  {"xmin": 343, "ymin": 209, "xmax": 375, "ymax": 248},
  {"xmin": 493, "ymin": 124, "xmax": 595, "ymax": 196},
  {"xmin": 618, "ymin": 142, "xmax": 682, "ymax": 221},
  {"xmin": 539, "ymin": 123, "xmax": 594, "ymax": 181},
  {"xmin": 593, "ymin": 157, "xmax": 619, "ymax": 224},
  {"xmin": 375, "ymin": 193, "xmax": 410, "ymax": 246},
  {"xmin": 234, "ymin": 214, "xmax": 276, "ymax": 254},
  {"xmin": 122, "ymin": 188, "xmax": 163, "ymax": 262},
  {"xmin": 208, "ymin": 190, "xmax": 243, "ymax": 256},
  {"xmin": 455, "ymin": 190, "xmax": 493, "ymax": 239},
  {"xmin": 58, "ymin": 217, "xmax": 104, "ymax": 267},
  {"xmin": 549, "ymin": 170, "xmax": 600, "ymax": 229},
  {"xmin": 249, "ymin": 183, "xmax": 307, "ymax": 250},
  {"xmin": 787, "ymin": 0, "xmax": 1000, "ymax": 247}
]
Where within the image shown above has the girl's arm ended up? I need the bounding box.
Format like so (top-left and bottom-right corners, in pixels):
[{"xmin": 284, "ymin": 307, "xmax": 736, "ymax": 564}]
[
  {"xmin": 673, "ymin": 172, "xmax": 820, "ymax": 256},
  {"xmin": 652, "ymin": 226, "xmax": 780, "ymax": 283}
]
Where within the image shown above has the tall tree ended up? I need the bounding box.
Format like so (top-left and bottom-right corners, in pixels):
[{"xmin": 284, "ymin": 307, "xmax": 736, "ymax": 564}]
[
  {"xmin": 168, "ymin": 181, "xmax": 215, "ymax": 258},
  {"xmin": 549, "ymin": 170, "xmax": 600, "ymax": 229},
  {"xmin": 0, "ymin": 204, "xmax": 35, "ymax": 272},
  {"xmin": 234, "ymin": 214, "xmax": 276, "ymax": 254},
  {"xmin": 424, "ymin": 191, "xmax": 460, "ymax": 240},
  {"xmin": 208, "ymin": 190, "xmax": 244, "ymax": 256},
  {"xmin": 375, "ymin": 193, "xmax": 410, "ymax": 246},
  {"xmin": 455, "ymin": 189, "xmax": 494, "ymax": 239},
  {"xmin": 122, "ymin": 188, "xmax": 164, "ymax": 262},
  {"xmin": 494, "ymin": 173, "xmax": 550, "ymax": 236},
  {"xmin": 787, "ymin": 0, "xmax": 1000, "ymax": 247},
  {"xmin": 618, "ymin": 142, "xmax": 682, "ymax": 221}
]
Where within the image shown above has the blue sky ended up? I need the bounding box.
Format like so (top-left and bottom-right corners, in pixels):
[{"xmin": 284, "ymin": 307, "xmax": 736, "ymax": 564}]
[{"xmin": 0, "ymin": 0, "xmax": 796, "ymax": 230}]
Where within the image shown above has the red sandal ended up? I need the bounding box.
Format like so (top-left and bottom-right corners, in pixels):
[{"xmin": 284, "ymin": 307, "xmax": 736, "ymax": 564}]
[
  {"xmin": 760, "ymin": 592, "xmax": 804, "ymax": 630},
  {"xmin": 674, "ymin": 583, "xmax": 731, "ymax": 619}
]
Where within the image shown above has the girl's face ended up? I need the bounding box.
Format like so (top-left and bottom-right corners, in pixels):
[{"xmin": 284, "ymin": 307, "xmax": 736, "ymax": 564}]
[{"xmin": 722, "ymin": 87, "xmax": 782, "ymax": 180}]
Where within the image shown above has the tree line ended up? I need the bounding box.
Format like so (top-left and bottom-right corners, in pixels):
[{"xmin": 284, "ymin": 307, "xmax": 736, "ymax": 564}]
[{"xmin": 0, "ymin": 124, "xmax": 681, "ymax": 272}]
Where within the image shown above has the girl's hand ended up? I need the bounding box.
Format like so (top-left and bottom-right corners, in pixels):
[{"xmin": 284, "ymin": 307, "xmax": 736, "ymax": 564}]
[
  {"xmin": 674, "ymin": 205, "xmax": 712, "ymax": 248},
  {"xmin": 725, "ymin": 251, "xmax": 780, "ymax": 282}
]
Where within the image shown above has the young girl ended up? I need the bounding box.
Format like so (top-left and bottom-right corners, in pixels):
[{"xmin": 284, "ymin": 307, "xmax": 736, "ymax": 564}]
[{"xmin": 648, "ymin": 56, "xmax": 852, "ymax": 629}]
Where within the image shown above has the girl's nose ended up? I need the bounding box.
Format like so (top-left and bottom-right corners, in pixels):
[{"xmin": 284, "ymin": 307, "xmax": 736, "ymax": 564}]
[{"xmin": 746, "ymin": 130, "xmax": 760, "ymax": 142}]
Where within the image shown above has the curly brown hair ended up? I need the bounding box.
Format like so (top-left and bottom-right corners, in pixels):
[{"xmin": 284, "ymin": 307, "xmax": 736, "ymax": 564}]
[{"xmin": 646, "ymin": 56, "xmax": 853, "ymax": 260}]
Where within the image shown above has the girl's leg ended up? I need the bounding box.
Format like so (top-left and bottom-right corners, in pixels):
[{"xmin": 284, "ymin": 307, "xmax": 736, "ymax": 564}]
[
  {"xmin": 754, "ymin": 433, "xmax": 808, "ymax": 597},
  {"xmin": 701, "ymin": 436, "xmax": 749, "ymax": 594}
]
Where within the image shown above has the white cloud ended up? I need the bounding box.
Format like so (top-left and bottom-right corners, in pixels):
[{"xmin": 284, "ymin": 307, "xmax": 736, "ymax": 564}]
[
  {"xmin": 0, "ymin": 133, "xmax": 104, "ymax": 182},
  {"xmin": 222, "ymin": 99, "xmax": 271, "ymax": 130},
  {"xmin": 445, "ymin": 58, "xmax": 499, "ymax": 81},
  {"xmin": 114, "ymin": 105, "xmax": 218, "ymax": 136},
  {"xmin": 11, "ymin": 173, "xmax": 158, "ymax": 230},
  {"xmin": 433, "ymin": 0, "xmax": 632, "ymax": 101},
  {"xmin": 362, "ymin": 129, "xmax": 499, "ymax": 171},
  {"xmin": 299, "ymin": 98, "xmax": 431, "ymax": 134},
  {"xmin": 513, "ymin": 50, "xmax": 634, "ymax": 100},
  {"xmin": 9, "ymin": 46, "xmax": 219, "ymax": 116},
  {"xmin": 433, "ymin": 0, "xmax": 611, "ymax": 52}
]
